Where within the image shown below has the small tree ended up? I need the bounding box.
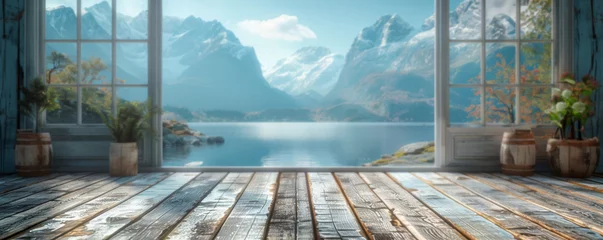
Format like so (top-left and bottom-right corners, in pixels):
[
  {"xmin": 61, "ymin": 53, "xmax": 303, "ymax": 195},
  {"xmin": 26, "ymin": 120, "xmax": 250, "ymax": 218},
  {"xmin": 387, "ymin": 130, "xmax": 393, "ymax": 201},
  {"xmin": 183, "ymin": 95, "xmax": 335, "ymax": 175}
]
[{"xmin": 19, "ymin": 78, "xmax": 60, "ymax": 132}]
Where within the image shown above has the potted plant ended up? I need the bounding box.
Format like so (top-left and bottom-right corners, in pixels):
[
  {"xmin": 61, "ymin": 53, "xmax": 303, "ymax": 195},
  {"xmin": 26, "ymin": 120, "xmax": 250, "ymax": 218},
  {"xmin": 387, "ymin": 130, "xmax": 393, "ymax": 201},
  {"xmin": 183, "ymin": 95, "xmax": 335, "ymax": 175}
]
[
  {"xmin": 99, "ymin": 101, "xmax": 157, "ymax": 176},
  {"xmin": 545, "ymin": 73, "xmax": 600, "ymax": 178},
  {"xmin": 16, "ymin": 77, "xmax": 60, "ymax": 177}
]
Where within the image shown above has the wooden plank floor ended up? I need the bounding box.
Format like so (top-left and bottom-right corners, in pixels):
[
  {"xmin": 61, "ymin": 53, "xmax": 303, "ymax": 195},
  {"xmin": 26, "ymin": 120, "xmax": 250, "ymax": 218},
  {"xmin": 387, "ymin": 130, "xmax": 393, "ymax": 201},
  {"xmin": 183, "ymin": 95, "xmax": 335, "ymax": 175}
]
[{"xmin": 1, "ymin": 173, "xmax": 603, "ymax": 239}]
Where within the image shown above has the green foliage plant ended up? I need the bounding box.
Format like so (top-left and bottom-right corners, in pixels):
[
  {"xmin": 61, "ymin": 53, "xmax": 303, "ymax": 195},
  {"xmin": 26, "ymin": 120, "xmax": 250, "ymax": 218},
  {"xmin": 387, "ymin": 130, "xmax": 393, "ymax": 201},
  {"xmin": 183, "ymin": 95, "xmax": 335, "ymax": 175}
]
[
  {"xmin": 99, "ymin": 101, "xmax": 160, "ymax": 143},
  {"xmin": 546, "ymin": 73, "xmax": 599, "ymax": 140},
  {"xmin": 19, "ymin": 77, "xmax": 60, "ymax": 133}
]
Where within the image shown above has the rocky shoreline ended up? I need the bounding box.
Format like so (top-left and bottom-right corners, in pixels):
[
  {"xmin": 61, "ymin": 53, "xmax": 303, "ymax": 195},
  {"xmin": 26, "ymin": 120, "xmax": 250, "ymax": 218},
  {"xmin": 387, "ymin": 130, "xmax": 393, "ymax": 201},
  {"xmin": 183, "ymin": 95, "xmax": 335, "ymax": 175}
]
[
  {"xmin": 365, "ymin": 141, "xmax": 435, "ymax": 166},
  {"xmin": 162, "ymin": 120, "xmax": 224, "ymax": 147}
]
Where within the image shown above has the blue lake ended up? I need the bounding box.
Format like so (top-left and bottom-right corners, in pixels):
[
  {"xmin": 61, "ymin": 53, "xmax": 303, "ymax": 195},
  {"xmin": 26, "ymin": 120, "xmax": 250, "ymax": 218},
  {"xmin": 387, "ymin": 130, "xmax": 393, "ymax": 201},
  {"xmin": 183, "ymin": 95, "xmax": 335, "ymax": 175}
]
[{"xmin": 162, "ymin": 122, "xmax": 434, "ymax": 167}]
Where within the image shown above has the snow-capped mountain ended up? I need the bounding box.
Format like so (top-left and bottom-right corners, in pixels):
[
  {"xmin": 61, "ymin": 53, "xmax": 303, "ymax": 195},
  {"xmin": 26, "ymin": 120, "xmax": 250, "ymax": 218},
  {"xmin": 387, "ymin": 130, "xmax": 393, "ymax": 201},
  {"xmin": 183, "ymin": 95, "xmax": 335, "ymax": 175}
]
[
  {"xmin": 46, "ymin": 1, "xmax": 296, "ymax": 112},
  {"xmin": 325, "ymin": 0, "xmax": 520, "ymax": 121},
  {"xmin": 265, "ymin": 47, "xmax": 344, "ymax": 96}
]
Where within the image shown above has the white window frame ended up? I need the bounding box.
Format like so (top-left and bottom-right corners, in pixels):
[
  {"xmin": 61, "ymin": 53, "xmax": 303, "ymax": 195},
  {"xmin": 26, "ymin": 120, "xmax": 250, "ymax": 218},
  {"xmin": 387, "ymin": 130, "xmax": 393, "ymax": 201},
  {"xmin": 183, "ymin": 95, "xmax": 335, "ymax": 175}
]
[
  {"xmin": 442, "ymin": 0, "xmax": 574, "ymax": 167},
  {"xmin": 42, "ymin": 0, "xmax": 150, "ymax": 126},
  {"xmin": 28, "ymin": 0, "xmax": 574, "ymax": 169}
]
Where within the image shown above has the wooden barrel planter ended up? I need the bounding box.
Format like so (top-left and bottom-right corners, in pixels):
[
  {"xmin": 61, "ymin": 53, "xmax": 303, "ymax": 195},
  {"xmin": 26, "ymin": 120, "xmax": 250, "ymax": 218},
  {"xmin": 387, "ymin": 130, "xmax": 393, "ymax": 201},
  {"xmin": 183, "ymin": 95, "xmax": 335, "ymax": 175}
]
[
  {"xmin": 109, "ymin": 142, "xmax": 138, "ymax": 176},
  {"xmin": 546, "ymin": 138, "xmax": 599, "ymax": 178},
  {"xmin": 500, "ymin": 129, "xmax": 536, "ymax": 176},
  {"xmin": 15, "ymin": 131, "xmax": 52, "ymax": 177}
]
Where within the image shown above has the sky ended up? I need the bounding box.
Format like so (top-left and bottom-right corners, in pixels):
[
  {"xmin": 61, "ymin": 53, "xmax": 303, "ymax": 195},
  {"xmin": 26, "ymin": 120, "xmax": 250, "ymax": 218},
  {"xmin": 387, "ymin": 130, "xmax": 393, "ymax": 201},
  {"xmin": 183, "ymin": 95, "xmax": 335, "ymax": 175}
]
[{"xmin": 48, "ymin": 0, "xmax": 466, "ymax": 67}]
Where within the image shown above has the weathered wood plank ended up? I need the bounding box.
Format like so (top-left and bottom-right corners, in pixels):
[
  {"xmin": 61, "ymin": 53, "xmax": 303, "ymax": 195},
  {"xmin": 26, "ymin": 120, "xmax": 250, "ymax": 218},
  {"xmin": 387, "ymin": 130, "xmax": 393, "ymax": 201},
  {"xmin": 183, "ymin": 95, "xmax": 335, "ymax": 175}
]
[
  {"xmin": 388, "ymin": 173, "xmax": 514, "ymax": 240},
  {"xmin": 166, "ymin": 173, "xmax": 254, "ymax": 240},
  {"xmin": 110, "ymin": 172, "xmax": 227, "ymax": 240},
  {"xmin": 360, "ymin": 172, "xmax": 465, "ymax": 240},
  {"xmin": 0, "ymin": 174, "xmax": 110, "ymax": 219},
  {"xmin": 267, "ymin": 172, "xmax": 297, "ymax": 240},
  {"xmin": 295, "ymin": 172, "xmax": 314, "ymax": 240},
  {"xmin": 546, "ymin": 173, "xmax": 603, "ymax": 192},
  {"xmin": 0, "ymin": 174, "xmax": 143, "ymax": 239},
  {"xmin": 335, "ymin": 172, "xmax": 416, "ymax": 239},
  {"xmin": 0, "ymin": 173, "xmax": 89, "ymax": 206},
  {"xmin": 214, "ymin": 172, "xmax": 279, "ymax": 240},
  {"xmin": 0, "ymin": 174, "xmax": 21, "ymax": 185},
  {"xmin": 496, "ymin": 174, "xmax": 603, "ymax": 214},
  {"xmin": 0, "ymin": 173, "xmax": 62, "ymax": 193},
  {"xmin": 468, "ymin": 173, "xmax": 603, "ymax": 235},
  {"xmin": 529, "ymin": 174, "xmax": 603, "ymax": 203},
  {"xmin": 12, "ymin": 173, "xmax": 171, "ymax": 240},
  {"xmin": 414, "ymin": 173, "xmax": 563, "ymax": 240},
  {"xmin": 58, "ymin": 173, "xmax": 199, "ymax": 240},
  {"xmin": 307, "ymin": 172, "xmax": 366, "ymax": 239},
  {"xmin": 440, "ymin": 172, "xmax": 603, "ymax": 240}
]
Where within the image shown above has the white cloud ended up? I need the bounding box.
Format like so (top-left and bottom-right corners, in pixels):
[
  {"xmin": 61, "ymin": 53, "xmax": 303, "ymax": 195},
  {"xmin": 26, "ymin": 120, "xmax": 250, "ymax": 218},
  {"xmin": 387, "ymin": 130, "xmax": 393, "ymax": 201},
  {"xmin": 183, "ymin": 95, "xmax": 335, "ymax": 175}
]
[{"xmin": 237, "ymin": 15, "xmax": 317, "ymax": 41}]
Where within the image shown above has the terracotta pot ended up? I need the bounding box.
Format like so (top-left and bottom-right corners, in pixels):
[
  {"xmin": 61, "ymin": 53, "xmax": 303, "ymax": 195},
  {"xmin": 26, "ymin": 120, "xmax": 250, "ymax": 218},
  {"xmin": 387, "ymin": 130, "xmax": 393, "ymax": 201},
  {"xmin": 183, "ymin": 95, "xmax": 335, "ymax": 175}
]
[
  {"xmin": 500, "ymin": 129, "xmax": 536, "ymax": 176},
  {"xmin": 109, "ymin": 142, "xmax": 138, "ymax": 176},
  {"xmin": 546, "ymin": 138, "xmax": 599, "ymax": 178},
  {"xmin": 15, "ymin": 131, "xmax": 52, "ymax": 177}
]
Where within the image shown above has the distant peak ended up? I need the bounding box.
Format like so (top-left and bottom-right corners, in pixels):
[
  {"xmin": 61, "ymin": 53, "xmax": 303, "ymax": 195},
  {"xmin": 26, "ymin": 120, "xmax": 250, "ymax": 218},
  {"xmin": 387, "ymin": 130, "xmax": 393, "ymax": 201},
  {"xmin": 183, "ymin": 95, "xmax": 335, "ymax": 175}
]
[
  {"xmin": 294, "ymin": 46, "xmax": 332, "ymax": 55},
  {"xmin": 46, "ymin": 5, "xmax": 69, "ymax": 11},
  {"xmin": 85, "ymin": 1, "xmax": 111, "ymax": 14}
]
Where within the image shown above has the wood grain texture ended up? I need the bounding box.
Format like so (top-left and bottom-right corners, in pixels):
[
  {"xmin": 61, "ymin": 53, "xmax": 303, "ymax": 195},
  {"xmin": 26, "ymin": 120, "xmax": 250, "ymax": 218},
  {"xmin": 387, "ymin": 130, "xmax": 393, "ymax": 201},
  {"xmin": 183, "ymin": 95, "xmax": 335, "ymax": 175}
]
[
  {"xmin": 214, "ymin": 172, "xmax": 279, "ymax": 240},
  {"xmin": 359, "ymin": 172, "xmax": 465, "ymax": 240},
  {"xmin": 414, "ymin": 172, "xmax": 563, "ymax": 240},
  {"xmin": 495, "ymin": 174, "xmax": 603, "ymax": 214},
  {"xmin": 546, "ymin": 174, "xmax": 603, "ymax": 192},
  {"xmin": 295, "ymin": 172, "xmax": 314, "ymax": 240},
  {"xmin": 469, "ymin": 173, "xmax": 603, "ymax": 236},
  {"xmin": 440, "ymin": 172, "xmax": 603, "ymax": 240},
  {"xmin": 335, "ymin": 172, "xmax": 416, "ymax": 239},
  {"xmin": 111, "ymin": 173, "xmax": 227, "ymax": 240},
  {"xmin": 0, "ymin": 174, "xmax": 110, "ymax": 219},
  {"xmin": 529, "ymin": 174, "xmax": 603, "ymax": 203},
  {"xmin": 0, "ymin": 175, "xmax": 21, "ymax": 185},
  {"xmin": 267, "ymin": 172, "xmax": 297, "ymax": 240},
  {"xmin": 388, "ymin": 173, "xmax": 514, "ymax": 240},
  {"xmin": 0, "ymin": 173, "xmax": 89, "ymax": 206},
  {"xmin": 166, "ymin": 173, "xmax": 254, "ymax": 240},
  {"xmin": 0, "ymin": 173, "xmax": 62, "ymax": 193},
  {"xmin": 0, "ymin": 175, "xmax": 141, "ymax": 239},
  {"xmin": 12, "ymin": 173, "xmax": 171, "ymax": 240},
  {"xmin": 58, "ymin": 173, "xmax": 199, "ymax": 240},
  {"xmin": 307, "ymin": 172, "xmax": 366, "ymax": 239}
]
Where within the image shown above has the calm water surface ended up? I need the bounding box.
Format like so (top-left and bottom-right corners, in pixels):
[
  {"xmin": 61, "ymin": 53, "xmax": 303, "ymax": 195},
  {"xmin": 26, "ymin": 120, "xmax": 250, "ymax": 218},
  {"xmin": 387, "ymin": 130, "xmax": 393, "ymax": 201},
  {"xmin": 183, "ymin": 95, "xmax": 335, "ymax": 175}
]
[{"xmin": 162, "ymin": 122, "xmax": 434, "ymax": 167}]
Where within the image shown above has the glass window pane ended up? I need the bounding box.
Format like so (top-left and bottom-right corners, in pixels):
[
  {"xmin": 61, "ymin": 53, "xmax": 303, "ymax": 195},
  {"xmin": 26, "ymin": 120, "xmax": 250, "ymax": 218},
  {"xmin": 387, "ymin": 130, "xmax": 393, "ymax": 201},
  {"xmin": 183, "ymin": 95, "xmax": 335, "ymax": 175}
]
[
  {"xmin": 450, "ymin": 43, "xmax": 481, "ymax": 84},
  {"xmin": 46, "ymin": 43, "xmax": 77, "ymax": 85},
  {"xmin": 520, "ymin": 0, "xmax": 552, "ymax": 40},
  {"xmin": 520, "ymin": 42, "xmax": 552, "ymax": 84},
  {"xmin": 520, "ymin": 87, "xmax": 551, "ymax": 124},
  {"xmin": 81, "ymin": 43, "xmax": 112, "ymax": 84},
  {"xmin": 117, "ymin": 0, "xmax": 148, "ymax": 39},
  {"xmin": 485, "ymin": 86, "xmax": 516, "ymax": 124},
  {"xmin": 117, "ymin": 87, "xmax": 148, "ymax": 108},
  {"xmin": 486, "ymin": 43, "xmax": 516, "ymax": 85},
  {"xmin": 82, "ymin": 87, "xmax": 112, "ymax": 124},
  {"xmin": 81, "ymin": 0, "xmax": 112, "ymax": 40},
  {"xmin": 450, "ymin": 87, "xmax": 481, "ymax": 124},
  {"xmin": 450, "ymin": 0, "xmax": 481, "ymax": 40},
  {"xmin": 117, "ymin": 43, "xmax": 148, "ymax": 84},
  {"xmin": 486, "ymin": 0, "xmax": 517, "ymax": 40},
  {"xmin": 46, "ymin": 0, "xmax": 77, "ymax": 40},
  {"xmin": 47, "ymin": 87, "xmax": 77, "ymax": 124}
]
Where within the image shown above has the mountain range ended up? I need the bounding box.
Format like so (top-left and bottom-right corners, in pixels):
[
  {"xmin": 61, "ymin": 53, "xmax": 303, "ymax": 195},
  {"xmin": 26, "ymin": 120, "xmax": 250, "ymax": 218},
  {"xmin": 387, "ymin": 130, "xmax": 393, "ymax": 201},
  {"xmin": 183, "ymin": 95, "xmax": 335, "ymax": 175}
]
[{"xmin": 46, "ymin": 0, "xmax": 523, "ymax": 122}]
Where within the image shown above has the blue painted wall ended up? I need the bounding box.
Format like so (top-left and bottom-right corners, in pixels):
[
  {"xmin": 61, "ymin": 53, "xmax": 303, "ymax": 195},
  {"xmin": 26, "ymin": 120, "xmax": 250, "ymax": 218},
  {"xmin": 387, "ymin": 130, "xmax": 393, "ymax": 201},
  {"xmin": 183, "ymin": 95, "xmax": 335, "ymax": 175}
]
[
  {"xmin": 0, "ymin": 0, "xmax": 23, "ymax": 174},
  {"xmin": 574, "ymin": 0, "xmax": 603, "ymax": 173}
]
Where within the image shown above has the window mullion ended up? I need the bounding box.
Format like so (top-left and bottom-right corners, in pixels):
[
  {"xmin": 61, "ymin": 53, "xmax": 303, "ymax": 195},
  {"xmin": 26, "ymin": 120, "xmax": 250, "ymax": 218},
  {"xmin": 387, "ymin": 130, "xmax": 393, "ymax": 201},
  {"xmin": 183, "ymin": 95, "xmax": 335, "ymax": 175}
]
[
  {"xmin": 76, "ymin": 0, "xmax": 82, "ymax": 125},
  {"xmin": 480, "ymin": 0, "xmax": 486, "ymax": 126},
  {"xmin": 515, "ymin": 0, "xmax": 521, "ymax": 125},
  {"xmin": 111, "ymin": 0, "xmax": 118, "ymax": 116}
]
